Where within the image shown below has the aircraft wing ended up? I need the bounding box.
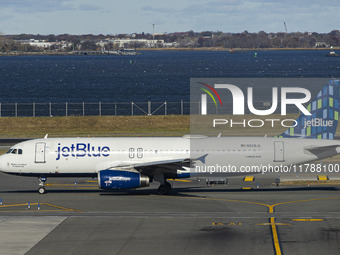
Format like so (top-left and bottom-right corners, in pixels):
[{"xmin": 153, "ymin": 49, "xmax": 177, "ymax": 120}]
[
  {"xmin": 133, "ymin": 158, "xmax": 191, "ymax": 169},
  {"xmin": 108, "ymin": 154, "xmax": 208, "ymax": 177},
  {"xmin": 134, "ymin": 158, "xmax": 190, "ymax": 176},
  {"xmin": 304, "ymin": 145, "xmax": 340, "ymax": 159}
]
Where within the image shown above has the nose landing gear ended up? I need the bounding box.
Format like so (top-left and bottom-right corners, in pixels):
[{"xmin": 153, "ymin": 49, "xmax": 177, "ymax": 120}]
[{"xmin": 38, "ymin": 177, "xmax": 47, "ymax": 194}]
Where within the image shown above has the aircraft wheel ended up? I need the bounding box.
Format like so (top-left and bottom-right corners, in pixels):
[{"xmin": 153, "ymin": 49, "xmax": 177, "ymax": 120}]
[
  {"xmin": 158, "ymin": 185, "xmax": 169, "ymax": 195},
  {"xmin": 165, "ymin": 182, "xmax": 171, "ymax": 192},
  {"xmin": 38, "ymin": 187, "xmax": 46, "ymax": 194}
]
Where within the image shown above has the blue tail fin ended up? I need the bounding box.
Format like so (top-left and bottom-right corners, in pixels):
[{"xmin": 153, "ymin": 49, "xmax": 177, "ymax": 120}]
[{"xmin": 277, "ymin": 80, "xmax": 340, "ymax": 139}]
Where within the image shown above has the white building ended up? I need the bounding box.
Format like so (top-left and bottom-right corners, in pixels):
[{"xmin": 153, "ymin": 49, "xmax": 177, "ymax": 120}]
[
  {"xmin": 17, "ymin": 39, "xmax": 71, "ymax": 49},
  {"xmin": 97, "ymin": 38, "xmax": 165, "ymax": 48},
  {"xmin": 21, "ymin": 39, "xmax": 52, "ymax": 48}
]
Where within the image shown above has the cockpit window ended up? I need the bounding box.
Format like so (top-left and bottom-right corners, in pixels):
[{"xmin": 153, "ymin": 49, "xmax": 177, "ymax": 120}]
[{"xmin": 5, "ymin": 148, "xmax": 23, "ymax": 155}]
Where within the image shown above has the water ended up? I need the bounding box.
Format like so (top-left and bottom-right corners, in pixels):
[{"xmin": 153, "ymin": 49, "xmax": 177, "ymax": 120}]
[{"xmin": 0, "ymin": 50, "xmax": 339, "ymax": 103}]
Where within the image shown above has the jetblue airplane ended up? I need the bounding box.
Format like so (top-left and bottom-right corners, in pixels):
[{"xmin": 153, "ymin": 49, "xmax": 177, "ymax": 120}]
[{"xmin": 0, "ymin": 80, "xmax": 340, "ymax": 195}]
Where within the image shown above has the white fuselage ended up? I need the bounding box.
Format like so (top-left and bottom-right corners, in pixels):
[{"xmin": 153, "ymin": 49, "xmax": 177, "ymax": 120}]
[
  {"xmin": 0, "ymin": 136, "xmax": 339, "ymax": 177},
  {"xmin": 0, "ymin": 137, "xmax": 189, "ymax": 176}
]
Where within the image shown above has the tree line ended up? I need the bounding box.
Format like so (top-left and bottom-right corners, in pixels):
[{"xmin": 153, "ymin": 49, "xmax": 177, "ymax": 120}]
[{"xmin": 1, "ymin": 30, "xmax": 340, "ymax": 52}]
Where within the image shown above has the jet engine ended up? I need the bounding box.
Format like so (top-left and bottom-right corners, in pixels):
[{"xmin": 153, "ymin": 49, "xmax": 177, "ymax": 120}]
[{"xmin": 98, "ymin": 170, "xmax": 149, "ymax": 190}]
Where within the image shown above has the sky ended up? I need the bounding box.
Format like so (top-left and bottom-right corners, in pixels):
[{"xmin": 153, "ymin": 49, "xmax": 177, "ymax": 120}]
[{"xmin": 1, "ymin": 0, "xmax": 339, "ymax": 35}]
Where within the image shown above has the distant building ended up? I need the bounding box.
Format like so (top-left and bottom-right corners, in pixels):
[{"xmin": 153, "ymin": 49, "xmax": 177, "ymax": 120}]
[
  {"xmin": 163, "ymin": 42, "xmax": 179, "ymax": 47},
  {"xmin": 315, "ymin": 41, "xmax": 328, "ymax": 47},
  {"xmin": 96, "ymin": 38, "xmax": 165, "ymax": 48},
  {"xmin": 202, "ymin": 32, "xmax": 213, "ymax": 39},
  {"xmin": 16, "ymin": 39, "xmax": 71, "ymax": 49},
  {"xmin": 18, "ymin": 39, "xmax": 52, "ymax": 48}
]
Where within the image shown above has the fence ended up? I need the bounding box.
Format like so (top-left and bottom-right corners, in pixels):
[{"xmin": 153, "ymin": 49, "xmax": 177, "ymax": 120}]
[
  {"xmin": 0, "ymin": 101, "xmax": 191, "ymax": 117},
  {"xmin": 0, "ymin": 101, "xmax": 299, "ymax": 117}
]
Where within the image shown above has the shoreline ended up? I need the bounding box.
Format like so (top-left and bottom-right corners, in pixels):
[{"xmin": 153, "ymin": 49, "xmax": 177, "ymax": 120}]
[
  {"xmin": 137, "ymin": 47, "xmax": 340, "ymax": 51},
  {"xmin": 0, "ymin": 47, "xmax": 339, "ymax": 56}
]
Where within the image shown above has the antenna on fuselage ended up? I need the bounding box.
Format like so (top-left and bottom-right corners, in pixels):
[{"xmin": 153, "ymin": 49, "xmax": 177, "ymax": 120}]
[{"xmin": 44, "ymin": 134, "xmax": 48, "ymax": 139}]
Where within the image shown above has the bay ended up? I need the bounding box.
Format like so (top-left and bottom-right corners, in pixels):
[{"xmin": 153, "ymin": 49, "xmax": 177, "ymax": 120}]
[{"xmin": 0, "ymin": 50, "xmax": 339, "ymax": 103}]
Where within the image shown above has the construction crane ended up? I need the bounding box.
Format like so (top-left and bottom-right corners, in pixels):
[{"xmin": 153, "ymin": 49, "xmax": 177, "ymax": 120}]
[{"xmin": 283, "ymin": 21, "xmax": 288, "ymax": 33}]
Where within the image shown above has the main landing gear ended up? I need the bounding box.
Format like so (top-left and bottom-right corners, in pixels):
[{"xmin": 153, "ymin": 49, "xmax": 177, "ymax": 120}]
[
  {"xmin": 154, "ymin": 173, "xmax": 172, "ymax": 195},
  {"xmin": 158, "ymin": 181, "xmax": 171, "ymax": 195},
  {"xmin": 38, "ymin": 177, "xmax": 47, "ymax": 194}
]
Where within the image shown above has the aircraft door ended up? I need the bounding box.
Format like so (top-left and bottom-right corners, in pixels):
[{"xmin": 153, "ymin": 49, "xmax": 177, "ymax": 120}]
[
  {"xmin": 35, "ymin": 142, "xmax": 46, "ymax": 163},
  {"xmin": 274, "ymin": 141, "xmax": 284, "ymax": 162}
]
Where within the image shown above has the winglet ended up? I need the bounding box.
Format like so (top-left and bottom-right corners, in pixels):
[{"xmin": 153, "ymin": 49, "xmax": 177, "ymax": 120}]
[
  {"xmin": 197, "ymin": 154, "xmax": 208, "ymax": 164},
  {"xmin": 44, "ymin": 134, "xmax": 48, "ymax": 139}
]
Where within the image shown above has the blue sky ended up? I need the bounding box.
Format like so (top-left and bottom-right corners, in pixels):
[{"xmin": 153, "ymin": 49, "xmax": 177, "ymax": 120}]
[{"xmin": 1, "ymin": 0, "xmax": 339, "ymax": 35}]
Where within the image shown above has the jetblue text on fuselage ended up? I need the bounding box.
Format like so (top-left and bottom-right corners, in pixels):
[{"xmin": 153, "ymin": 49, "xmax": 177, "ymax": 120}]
[{"xmin": 56, "ymin": 143, "xmax": 110, "ymax": 160}]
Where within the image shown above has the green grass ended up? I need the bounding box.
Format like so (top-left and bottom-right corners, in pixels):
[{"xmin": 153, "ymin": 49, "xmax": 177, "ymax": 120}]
[
  {"xmin": 2, "ymin": 113, "xmax": 340, "ymax": 138},
  {"xmin": 0, "ymin": 115, "xmax": 190, "ymax": 137}
]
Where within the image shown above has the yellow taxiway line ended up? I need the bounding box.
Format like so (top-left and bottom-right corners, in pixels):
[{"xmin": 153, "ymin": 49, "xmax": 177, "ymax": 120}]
[
  {"xmin": 292, "ymin": 218, "xmax": 324, "ymax": 222},
  {"xmin": 163, "ymin": 195, "xmax": 340, "ymax": 255},
  {"xmin": 169, "ymin": 179, "xmax": 192, "ymax": 182},
  {"xmin": 0, "ymin": 202, "xmax": 83, "ymax": 212},
  {"xmin": 270, "ymin": 217, "xmax": 282, "ymax": 255},
  {"xmin": 267, "ymin": 197, "xmax": 340, "ymax": 213}
]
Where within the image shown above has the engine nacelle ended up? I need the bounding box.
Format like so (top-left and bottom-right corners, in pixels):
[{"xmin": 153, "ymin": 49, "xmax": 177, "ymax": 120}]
[{"xmin": 98, "ymin": 170, "xmax": 149, "ymax": 190}]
